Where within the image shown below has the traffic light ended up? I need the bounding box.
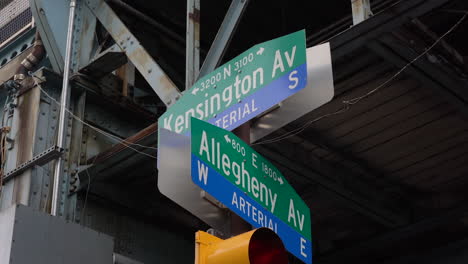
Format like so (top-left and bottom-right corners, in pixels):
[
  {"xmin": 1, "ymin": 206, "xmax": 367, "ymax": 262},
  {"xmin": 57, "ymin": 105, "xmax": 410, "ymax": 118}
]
[{"xmin": 195, "ymin": 228, "xmax": 288, "ymax": 264}]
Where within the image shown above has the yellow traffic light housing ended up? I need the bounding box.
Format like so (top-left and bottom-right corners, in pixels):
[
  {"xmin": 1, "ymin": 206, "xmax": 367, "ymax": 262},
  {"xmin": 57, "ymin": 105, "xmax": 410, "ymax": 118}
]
[{"xmin": 195, "ymin": 228, "xmax": 288, "ymax": 264}]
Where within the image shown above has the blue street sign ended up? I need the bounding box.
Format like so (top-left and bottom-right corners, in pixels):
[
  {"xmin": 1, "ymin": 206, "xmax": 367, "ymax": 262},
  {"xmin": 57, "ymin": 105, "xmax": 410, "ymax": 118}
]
[
  {"xmin": 191, "ymin": 156, "xmax": 312, "ymax": 264},
  {"xmin": 191, "ymin": 118, "xmax": 312, "ymax": 264},
  {"xmin": 158, "ymin": 30, "xmax": 307, "ymax": 136}
]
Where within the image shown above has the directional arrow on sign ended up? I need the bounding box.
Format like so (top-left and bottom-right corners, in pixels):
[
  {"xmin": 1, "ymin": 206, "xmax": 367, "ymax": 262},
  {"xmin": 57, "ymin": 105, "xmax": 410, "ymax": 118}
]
[
  {"xmin": 191, "ymin": 87, "xmax": 200, "ymax": 95},
  {"xmin": 158, "ymin": 30, "xmax": 317, "ymax": 263},
  {"xmin": 191, "ymin": 118, "xmax": 312, "ymax": 264},
  {"xmin": 257, "ymin": 47, "xmax": 265, "ymax": 55},
  {"xmin": 278, "ymin": 177, "xmax": 284, "ymax": 185},
  {"xmin": 158, "ymin": 30, "xmax": 307, "ymax": 136}
]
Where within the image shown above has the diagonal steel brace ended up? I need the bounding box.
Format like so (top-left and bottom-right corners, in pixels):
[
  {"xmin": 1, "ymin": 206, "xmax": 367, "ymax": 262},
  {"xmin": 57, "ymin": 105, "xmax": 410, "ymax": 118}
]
[{"xmin": 84, "ymin": 0, "xmax": 181, "ymax": 106}]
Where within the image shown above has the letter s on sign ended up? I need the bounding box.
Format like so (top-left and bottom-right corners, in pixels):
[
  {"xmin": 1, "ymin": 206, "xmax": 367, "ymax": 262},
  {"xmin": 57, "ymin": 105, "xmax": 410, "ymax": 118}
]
[{"xmin": 288, "ymin": 70, "xmax": 299, "ymax": 89}]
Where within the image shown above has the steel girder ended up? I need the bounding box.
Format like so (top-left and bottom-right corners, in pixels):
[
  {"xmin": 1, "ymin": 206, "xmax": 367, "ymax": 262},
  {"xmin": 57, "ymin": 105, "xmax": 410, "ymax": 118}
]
[
  {"xmin": 326, "ymin": 0, "xmax": 454, "ymax": 59},
  {"xmin": 197, "ymin": 0, "xmax": 250, "ymax": 79},
  {"xmin": 84, "ymin": 0, "xmax": 181, "ymax": 107}
]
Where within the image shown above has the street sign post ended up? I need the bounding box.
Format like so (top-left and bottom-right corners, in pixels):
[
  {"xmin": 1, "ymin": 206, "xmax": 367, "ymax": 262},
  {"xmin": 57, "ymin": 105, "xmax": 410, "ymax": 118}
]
[
  {"xmin": 158, "ymin": 30, "xmax": 307, "ymax": 136},
  {"xmin": 158, "ymin": 127, "xmax": 231, "ymax": 235},
  {"xmin": 190, "ymin": 118, "xmax": 312, "ymax": 264}
]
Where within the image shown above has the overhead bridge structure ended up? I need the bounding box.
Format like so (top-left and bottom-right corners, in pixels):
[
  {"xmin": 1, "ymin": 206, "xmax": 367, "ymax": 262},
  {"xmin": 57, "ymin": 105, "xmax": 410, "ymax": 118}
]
[{"xmin": 1, "ymin": 0, "xmax": 468, "ymax": 263}]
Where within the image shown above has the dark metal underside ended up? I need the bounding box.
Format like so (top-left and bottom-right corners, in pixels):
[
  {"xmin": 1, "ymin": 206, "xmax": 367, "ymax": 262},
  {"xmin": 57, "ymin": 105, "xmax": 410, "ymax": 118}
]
[{"xmin": 74, "ymin": 0, "xmax": 468, "ymax": 263}]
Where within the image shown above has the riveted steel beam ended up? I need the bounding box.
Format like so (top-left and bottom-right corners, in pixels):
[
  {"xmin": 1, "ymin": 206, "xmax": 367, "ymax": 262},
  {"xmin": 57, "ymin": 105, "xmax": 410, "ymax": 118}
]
[
  {"xmin": 80, "ymin": 44, "xmax": 127, "ymax": 78},
  {"xmin": 197, "ymin": 0, "xmax": 250, "ymax": 79},
  {"xmin": 84, "ymin": 0, "xmax": 181, "ymax": 107},
  {"xmin": 3, "ymin": 146, "xmax": 63, "ymax": 183},
  {"xmin": 185, "ymin": 0, "xmax": 200, "ymax": 89}
]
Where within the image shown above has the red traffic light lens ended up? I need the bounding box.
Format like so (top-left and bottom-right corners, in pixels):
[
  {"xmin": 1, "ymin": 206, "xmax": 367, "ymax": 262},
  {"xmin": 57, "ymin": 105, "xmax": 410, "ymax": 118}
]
[{"xmin": 249, "ymin": 228, "xmax": 288, "ymax": 264}]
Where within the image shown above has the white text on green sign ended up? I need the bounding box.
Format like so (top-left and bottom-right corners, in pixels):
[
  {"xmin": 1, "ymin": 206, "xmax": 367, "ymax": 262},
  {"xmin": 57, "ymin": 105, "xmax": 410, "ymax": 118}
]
[
  {"xmin": 191, "ymin": 118, "xmax": 311, "ymax": 239},
  {"xmin": 159, "ymin": 30, "xmax": 307, "ymax": 135}
]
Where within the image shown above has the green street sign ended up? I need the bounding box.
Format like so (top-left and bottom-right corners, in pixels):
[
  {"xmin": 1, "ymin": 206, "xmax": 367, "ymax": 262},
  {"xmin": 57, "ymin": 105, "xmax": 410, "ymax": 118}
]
[
  {"xmin": 190, "ymin": 117, "xmax": 312, "ymax": 263},
  {"xmin": 159, "ymin": 30, "xmax": 307, "ymax": 135}
]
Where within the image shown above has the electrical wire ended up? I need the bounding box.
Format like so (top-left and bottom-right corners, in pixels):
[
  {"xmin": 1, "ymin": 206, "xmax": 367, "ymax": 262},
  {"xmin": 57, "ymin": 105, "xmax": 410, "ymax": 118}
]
[
  {"xmin": 34, "ymin": 77, "xmax": 158, "ymax": 160},
  {"xmin": 254, "ymin": 11, "xmax": 468, "ymax": 146},
  {"xmin": 36, "ymin": 80, "xmax": 158, "ymax": 151},
  {"xmin": 342, "ymin": 11, "xmax": 468, "ymax": 106},
  {"xmin": 81, "ymin": 154, "xmax": 97, "ymax": 225},
  {"xmin": 30, "ymin": 73, "xmax": 160, "ymax": 216},
  {"xmin": 33, "ymin": 74, "xmax": 158, "ymax": 150},
  {"xmin": 31, "ymin": 11, "xmax": 467, "ymax": 151}
]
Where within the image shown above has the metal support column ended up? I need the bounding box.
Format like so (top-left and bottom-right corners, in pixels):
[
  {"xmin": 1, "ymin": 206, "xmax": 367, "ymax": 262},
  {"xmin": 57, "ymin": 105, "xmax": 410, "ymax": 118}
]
[
  {"xmin": 51, "ymin": 0, "xmax": 77, "ymax": 216},
  {"xmin": 190, "ymin": 0, "xmax": 251, "ymax": 236},
  {"xmin": 186, "ymin": 0, "xmax": 200, "ymax": 89},
  {"xmin": 351, "ymin": 0, "xmax": 373, "ymax": 25},
  {"xmin": 197, "ymin": 0, "xmax": 249, "ymax": 79}
]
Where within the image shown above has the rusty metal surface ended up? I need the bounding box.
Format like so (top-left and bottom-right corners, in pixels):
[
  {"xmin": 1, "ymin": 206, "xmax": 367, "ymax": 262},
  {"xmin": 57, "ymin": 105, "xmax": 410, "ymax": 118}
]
[
  {"xmin": 185, "ymin": 0, "xmax": 200, "ymax": 89},
  {"xmin": 79, "ymin": 44, "xmax": 127, "ymax": 78},
  {"xmin": 29, "ymin": 82, "xmax": 58, "ymax": 212},
  {"xmin": 29, "ymin": 0, "xmax": 96, "ymax": 73},
  {"xmin": 4, "ymin": 0, "xmax": 465, "ymax": 262},
  {"xmin": 88, "ymin": 123, "xmax": 157, "ymax": 164},
  {"xmin": 0, "ymin": 45, "xmax": 31, "ymax": 84},
  {"xmin": 2, "ymin": 146, "xmax": 63, "ymax": 183},
  {"xmin": 11, "ymin": 85, "xmax": 41, "ymax": 205},
  {"xmin": 72, "ymin": 75, "xmax": 157, "ymax": 121},
  {"xmin": 66, "ymin": 91, "xmax": 86, "ymax": 220}
]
